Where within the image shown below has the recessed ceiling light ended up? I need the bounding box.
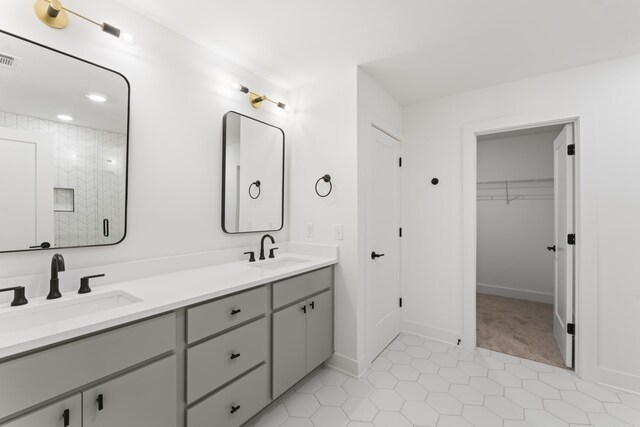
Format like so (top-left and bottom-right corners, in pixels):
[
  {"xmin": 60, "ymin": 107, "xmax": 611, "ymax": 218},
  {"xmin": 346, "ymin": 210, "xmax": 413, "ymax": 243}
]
[
  {"xmin": 85, "ymin": 92, "xmax": 108, "ymax": 103},
  {"xmin": 56, "ymin": 114, "xmax": 73, "ymax": 122}
]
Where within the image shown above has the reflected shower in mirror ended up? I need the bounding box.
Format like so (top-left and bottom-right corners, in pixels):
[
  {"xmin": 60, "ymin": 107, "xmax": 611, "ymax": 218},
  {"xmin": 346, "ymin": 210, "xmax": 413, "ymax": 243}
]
[
  {"xmin": 0, "ymin": 30, "xmax": 129, "ymax": 252},
  {"xmin": 222, "ymin": 111, "xmax": 284, "ymax": 233}
]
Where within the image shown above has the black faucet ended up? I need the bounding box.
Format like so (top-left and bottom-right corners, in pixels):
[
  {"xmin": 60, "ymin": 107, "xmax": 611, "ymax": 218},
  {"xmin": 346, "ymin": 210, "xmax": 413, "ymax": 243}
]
[
  {"xmin": 47, "ymin": 253, "xmax": 65, "ymax": 300},
  {"xmin": 259, "ymin": 234, "xmax": 275, "ymax": 260}
]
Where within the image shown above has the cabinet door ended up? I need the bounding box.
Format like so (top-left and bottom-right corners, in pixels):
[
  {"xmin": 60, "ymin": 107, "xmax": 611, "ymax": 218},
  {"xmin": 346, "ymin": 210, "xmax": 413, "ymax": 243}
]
[
  {"xmin": 272, "ymin": 302, "xmax": 307, "ymax": 398},
  {"xmin": 306, "ymin": 290, "xmax": 334, "ymax": 372},
  {"xmin": 83, "ymin": 356, "xmax": 176, "ymax": 427},
  {"xmin": 1, "ymin": 394, "xmax": 80, "ymax": 427}
]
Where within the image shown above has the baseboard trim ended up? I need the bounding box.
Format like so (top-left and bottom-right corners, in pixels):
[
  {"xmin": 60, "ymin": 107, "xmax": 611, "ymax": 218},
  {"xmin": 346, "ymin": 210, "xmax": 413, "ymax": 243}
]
[
  {"xmin": 401, "ymin": 320, "xmax": 460, "ymax": 346},
  {"xmin": 327, "ymin": 352, "xmax": 367, "ymax": 378},
  {"xmin": 477, "ymin": 283, "xmax": 553, "ymax": 304}
]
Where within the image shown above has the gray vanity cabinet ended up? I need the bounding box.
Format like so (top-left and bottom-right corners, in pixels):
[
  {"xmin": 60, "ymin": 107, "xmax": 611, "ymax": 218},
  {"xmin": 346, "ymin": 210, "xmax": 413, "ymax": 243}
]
[
  {"xmin": 272, "ymin": 268, "xmax": 334, "ymax": 399},
  {"xmin": 272, "ymin": 301, "xmax": 308, "ymax": 397},
  {"xmin": 1, "ymin": 394, "xmax": 81, "ymax": 427},
  {"xmin": 82, "ymin": 355, "xmax": 177, "ymax": 427},
  {"xmin": 305, "ymin": 290, "xmax": 334, "ymax": 371}
]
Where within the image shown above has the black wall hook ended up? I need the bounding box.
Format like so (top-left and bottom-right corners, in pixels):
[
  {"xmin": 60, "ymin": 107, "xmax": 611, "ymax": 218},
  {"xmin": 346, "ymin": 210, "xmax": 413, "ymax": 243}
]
[
  {"xmin": 315, "ymin": 174, "xmax": 332, "ymax": 197},
  {"xmin": 249, "ymin": 180, "xmax": 261, "ymax": 199}
]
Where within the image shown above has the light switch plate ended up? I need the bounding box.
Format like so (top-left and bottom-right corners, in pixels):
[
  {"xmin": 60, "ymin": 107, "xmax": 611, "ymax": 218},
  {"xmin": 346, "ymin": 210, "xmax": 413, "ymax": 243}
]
[
  {"xmin": 305, "ymin": 223, "xmax": 314, "ymax": 238},
  {"xmin": 334, "ymin": 224, "xmax": 344, "ymax": 240}
]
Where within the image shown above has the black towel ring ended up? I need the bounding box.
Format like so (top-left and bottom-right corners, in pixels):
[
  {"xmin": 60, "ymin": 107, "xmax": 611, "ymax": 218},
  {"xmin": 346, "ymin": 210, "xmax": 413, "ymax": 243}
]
[
  {"xmin": 249, "ymin": 180, "xmax": 261, "ymax": 199},
  {"xmin": 315, "ymin": 174, "xmax": 332, "ymax": 197}
]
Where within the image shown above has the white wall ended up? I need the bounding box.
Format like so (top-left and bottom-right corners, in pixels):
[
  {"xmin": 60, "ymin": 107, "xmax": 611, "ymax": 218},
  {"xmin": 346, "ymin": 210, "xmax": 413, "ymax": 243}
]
[
  {"xmin": 288, "ymin": 67, "xmax": 402, "ymax": 376},
  {"xmin": 402, "ymin": 54, "xmax": 640, "ymax": 392},
  {"xmin": 476, "ymin": 129, "xmax": 558, "ymax": 303},
  {"xmin": 0, "ymin": 0, "xmax": 289, "ymax": 284}
]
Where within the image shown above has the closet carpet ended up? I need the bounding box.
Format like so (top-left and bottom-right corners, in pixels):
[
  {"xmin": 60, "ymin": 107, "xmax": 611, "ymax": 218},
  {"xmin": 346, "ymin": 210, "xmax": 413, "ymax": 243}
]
[{"xmin": 476, "ymin": 293, "xmax": 565, "ymax": 368}]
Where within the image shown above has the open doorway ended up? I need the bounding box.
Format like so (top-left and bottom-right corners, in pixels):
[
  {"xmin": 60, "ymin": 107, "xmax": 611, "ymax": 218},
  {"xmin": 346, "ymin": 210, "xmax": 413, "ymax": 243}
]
[{"xmin": 475, "ymin": 124, "xmax": 575, "ymax": 369}]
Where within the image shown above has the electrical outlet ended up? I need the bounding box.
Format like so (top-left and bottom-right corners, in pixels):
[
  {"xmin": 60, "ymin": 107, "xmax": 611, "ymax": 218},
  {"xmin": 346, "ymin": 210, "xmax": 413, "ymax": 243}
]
[
  {"xmin": 305, "ymin": 223, "xmax": 314, "ymax": 238},
  {"xmin": 334, "ymin": 224, "xmax": 344, "ymax": 240}
]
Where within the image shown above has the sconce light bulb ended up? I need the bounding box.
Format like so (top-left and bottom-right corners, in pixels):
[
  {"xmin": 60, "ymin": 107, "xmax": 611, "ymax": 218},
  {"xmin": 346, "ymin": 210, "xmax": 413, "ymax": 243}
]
[
  {"xmin": 121, "ymin": 32, "xmax": 135, "ymax": 44},
  {"xmin": 231, "ymin": 82, "xmax": 249, "ymax": 93}
]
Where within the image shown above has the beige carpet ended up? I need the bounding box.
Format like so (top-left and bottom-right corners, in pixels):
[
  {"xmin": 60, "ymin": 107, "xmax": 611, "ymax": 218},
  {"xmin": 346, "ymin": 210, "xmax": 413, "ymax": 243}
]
[{"xmin": 476, "ymin": 293, "xmax": 565, "ymax": 368}]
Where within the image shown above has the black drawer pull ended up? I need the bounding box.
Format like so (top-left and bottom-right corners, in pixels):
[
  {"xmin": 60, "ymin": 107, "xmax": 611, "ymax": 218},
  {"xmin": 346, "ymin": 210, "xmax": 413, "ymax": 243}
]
[
  {"xmin": 63, "ymin": 409, "xmax": 70, "ymax": 426},
  {"xmin": 97, "ymin": 394, "xmax": 104, "ymax": 411},
  {"xmin": 230, "ymin": 352, "xmax": 241, "ymax": 360},
  {"xmin": 230, "ymin": 404, "xmax": 241, "ymax": 414},
  {"xmin": 231, "ymin": 308, "xmax": 241, "ymax": 316}
]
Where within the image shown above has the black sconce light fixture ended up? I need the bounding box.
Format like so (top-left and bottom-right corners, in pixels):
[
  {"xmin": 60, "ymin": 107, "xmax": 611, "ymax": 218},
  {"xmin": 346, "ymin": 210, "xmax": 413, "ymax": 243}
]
[{"xmin": 231, "ymin": 82, "xmax": 289, "ymax": 111}]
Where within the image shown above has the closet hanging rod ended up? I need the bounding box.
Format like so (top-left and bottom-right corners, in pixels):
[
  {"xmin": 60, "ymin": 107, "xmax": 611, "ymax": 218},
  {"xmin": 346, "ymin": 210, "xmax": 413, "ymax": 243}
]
[{"xmin": 477, "ymin": 177, "xmax": 553, "ymax": 185}]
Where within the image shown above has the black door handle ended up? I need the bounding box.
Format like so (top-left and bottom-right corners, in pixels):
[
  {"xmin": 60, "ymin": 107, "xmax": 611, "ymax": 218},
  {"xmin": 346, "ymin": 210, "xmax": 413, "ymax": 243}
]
[
  {"xmin": 301, "ymin": 305, "xmax": 307, "ymax": 314},
  {"xmin": 230, "ymin": 404, "xmax": 241, "ymax": 414},
  {"xmin": 97, "ymin": 394, "xmax": 104, "ymax": 411},
  {"xmin": 62, "ymin": 409, "xmax": 70, "ymax": 426},
  {"xmin": 29, "ymin": 242, "xmax": 51, "ymax": 249},
  {"xmin": 547, "ymin": 245, "xmax": 556, "ymax": 252},
  {"xmin": 371, "ymin": 251, "xmax": 385, "ymax": 259}
]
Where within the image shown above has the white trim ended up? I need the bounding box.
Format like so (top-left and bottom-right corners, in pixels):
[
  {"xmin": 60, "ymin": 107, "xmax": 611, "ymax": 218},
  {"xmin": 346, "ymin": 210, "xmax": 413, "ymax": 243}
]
[
  {"xmin": 401, "ymin": 320, "xmax": 460, "ymax": 346},
  {"xmin": 476, "ymin": 283, "xmax": 553, "ymax": 305},
  {"xmin": 462, "ymin": 108, "xmax": 599, "ymax": 385},
  {"xmin": 327, "ymin": 352, "xmax": 367, "ymax": 378}
]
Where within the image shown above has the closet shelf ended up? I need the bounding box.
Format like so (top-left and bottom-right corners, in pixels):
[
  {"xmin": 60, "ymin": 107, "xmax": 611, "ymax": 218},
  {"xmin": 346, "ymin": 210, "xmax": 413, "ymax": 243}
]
[{"xmin": 477, "ymin": 177, "xmax": 553, "ymax": 204}]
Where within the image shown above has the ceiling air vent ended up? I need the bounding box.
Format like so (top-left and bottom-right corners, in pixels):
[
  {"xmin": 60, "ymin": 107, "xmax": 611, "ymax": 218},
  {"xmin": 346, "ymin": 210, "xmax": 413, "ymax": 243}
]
[{"xmin": 0, "ymin": 53, "xmax": 17, "ymax": 69}]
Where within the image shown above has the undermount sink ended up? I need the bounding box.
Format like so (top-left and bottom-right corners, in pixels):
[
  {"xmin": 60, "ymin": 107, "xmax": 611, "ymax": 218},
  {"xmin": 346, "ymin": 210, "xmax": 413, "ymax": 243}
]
[
  {"xmin": 251, "ymin": 257, "xmax": 308, "ymax": 270},
  {"xmin": 0, "ymin": 290, "xmax": 141, "ymax": 334}
]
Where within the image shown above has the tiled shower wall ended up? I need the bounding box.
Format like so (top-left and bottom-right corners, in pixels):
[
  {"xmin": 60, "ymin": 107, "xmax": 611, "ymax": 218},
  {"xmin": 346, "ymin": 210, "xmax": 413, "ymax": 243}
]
[{"xmin": 0, "ymin": 111, "xmax": 126, "ymax": 247}]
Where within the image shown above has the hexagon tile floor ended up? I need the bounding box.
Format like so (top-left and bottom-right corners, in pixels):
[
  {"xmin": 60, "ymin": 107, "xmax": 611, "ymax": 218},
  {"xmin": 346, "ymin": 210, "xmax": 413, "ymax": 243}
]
[{"xmin": 247, "ymin": 334, "xmax": 640, "ymax": 427}]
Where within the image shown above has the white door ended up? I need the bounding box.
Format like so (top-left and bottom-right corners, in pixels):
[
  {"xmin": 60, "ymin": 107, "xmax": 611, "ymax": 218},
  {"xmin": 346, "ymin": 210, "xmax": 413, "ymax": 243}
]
[
  {"xmin": 0, "ymin": 127, "xmax": 54, "ymax": 251},
  {"xmin": 553, "ymin": 124, "xmax": 575, "ymax": 368},
  {"xmin": 366, "ymin": 126, "xmax": 401, "ymax": 364}
]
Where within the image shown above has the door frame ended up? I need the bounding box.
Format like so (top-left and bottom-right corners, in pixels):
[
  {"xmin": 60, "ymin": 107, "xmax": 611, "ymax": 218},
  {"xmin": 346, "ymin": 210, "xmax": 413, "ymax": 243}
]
[
  {"xmin": 364, "ymin": 123, "xmax": 402, "ymax": 368},
  {"xmin": 462, "ymin": 108, "xmax": 598, "ymax": 380}
]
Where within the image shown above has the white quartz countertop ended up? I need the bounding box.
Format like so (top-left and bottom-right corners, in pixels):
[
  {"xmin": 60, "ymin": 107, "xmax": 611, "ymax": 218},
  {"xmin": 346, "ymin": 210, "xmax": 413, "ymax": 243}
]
[{"xmin": 0, "ymin": 252, "xmax": 337, "ymax": 359}]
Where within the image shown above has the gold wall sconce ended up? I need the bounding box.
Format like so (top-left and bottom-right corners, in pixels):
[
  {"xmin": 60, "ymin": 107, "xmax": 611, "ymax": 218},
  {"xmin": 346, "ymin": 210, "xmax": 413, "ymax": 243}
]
[
  {"xmin": 231, "ymin": 82, "xmax": 289, "ymax": 111},
  {"xmin": 34, "ymin": 0, "xmax": 133, "ymax": 41}
]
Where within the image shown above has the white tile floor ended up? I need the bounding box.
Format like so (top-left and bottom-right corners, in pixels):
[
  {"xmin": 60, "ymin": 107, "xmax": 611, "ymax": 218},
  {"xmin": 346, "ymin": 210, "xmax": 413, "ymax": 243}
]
[{"xmin": 249, "ymin": 334, "xmax": 640, "ymax": 427}]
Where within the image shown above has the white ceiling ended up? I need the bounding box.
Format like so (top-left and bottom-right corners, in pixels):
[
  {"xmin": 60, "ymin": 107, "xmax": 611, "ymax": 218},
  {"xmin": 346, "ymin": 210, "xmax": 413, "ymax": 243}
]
[{"xmin": 116, "ymin": 0, "xmax": 640, "ymax": 105}]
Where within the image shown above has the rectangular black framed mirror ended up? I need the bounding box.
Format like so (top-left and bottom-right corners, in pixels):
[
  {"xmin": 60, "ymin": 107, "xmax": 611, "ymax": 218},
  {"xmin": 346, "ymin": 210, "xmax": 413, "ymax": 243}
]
[
  {"xmin": 0, "ymin": 30, "xmax": 130, "ymax": 253},
  {"xmin": 222, "ymin": 111, "xmax": 285, "ymax": 234}
]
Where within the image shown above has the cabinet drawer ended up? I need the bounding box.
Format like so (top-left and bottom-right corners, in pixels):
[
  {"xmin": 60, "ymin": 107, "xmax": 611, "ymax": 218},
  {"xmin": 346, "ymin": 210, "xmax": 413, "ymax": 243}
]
[
  {"xmin": 187, "ymin": 364, "xmax": 269, "ymax": 427},
  {"xmin": 187, "ymin": 318, "xmax": 268, "ymax": 404},
  {"xmin": 0, "ymin": 314, "xmax": 175, "ymax": 420},
  {"xmin": 0, "ymin": 394, "xmax": 81, "ymax": 427},
  {"xmin": 187, "ymin": 286, "xmax": 267, "ymax": 343},
  {"xmin": 273, "ymin": 267, "xmax": 332, "ymax": 309}
]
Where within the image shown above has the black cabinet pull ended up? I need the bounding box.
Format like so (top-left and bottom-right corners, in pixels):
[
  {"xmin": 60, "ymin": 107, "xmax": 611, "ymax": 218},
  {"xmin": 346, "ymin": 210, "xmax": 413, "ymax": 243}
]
[
  {"xmin": 310, "ymin": 301, "xmax": 315, "ymax": 310},
  {"xmin": 301, "ymin": 305, "xmax": 307, "ymax": 313},
  {"xmin": 62, "ymin": 409, "xmax": 70, "ymax": 426},
  {"xmin": 231, "ymin": 308, "xmax": 242, "ymax": 315},
  {"xmin": 230, "ymin": 352, "xmax": 241, "ymax": 360},
  {"xmin": 97, "ymin": 394, "xmax": 104, "ymax": 411},
  {"xmin": 103, "ymin": 219, "xmax": 110, "ymax": 237},
  {"xmin": 547, "ymin": 245, "xmax": 556, "ymax": 252},
  {"xmin": 230, "ymin": 404, "xmax": 241, "ymax": 414}
]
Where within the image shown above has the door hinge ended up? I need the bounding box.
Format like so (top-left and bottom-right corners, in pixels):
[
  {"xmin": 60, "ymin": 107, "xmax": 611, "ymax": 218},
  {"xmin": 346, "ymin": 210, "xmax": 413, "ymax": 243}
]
[
  {"xmin": 399, "ymin": 297, "xmax": 403, "ymax": 308},
  {"xmin": 568, "ymin": 144, "xmax": 575, "ymax": 156},
  {"xmin": 567, "ymin": 323, "xmax": 575, "ymax": 335},
  {"xmin": 399, "ymin": 227, "xmax": 403, "ymax": 237},
  {"xmin": 399, "ymin": 157, "xmax": 402, "ymax": 167},
  {"xmin": 568, "ymin": 234, "xmax": 576, "ymax": 245}
]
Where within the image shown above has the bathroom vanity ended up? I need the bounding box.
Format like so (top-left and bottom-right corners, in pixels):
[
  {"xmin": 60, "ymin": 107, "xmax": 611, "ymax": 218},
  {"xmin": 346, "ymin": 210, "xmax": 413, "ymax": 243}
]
[{"xmin": 0, "ymin": 254, "xmax": 336, "ymax": 427}]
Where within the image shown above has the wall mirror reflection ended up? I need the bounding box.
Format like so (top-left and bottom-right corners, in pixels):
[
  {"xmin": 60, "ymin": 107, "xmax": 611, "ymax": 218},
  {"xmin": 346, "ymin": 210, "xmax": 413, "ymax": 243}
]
[
  {"xmin": 222, "ymin": 111, "xmax": 284, "ymax": 233},
  {"xmin": 0, "ymin": 30, "xmax": 129, "ymax": 252}
]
